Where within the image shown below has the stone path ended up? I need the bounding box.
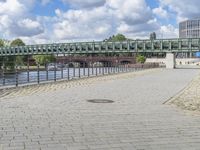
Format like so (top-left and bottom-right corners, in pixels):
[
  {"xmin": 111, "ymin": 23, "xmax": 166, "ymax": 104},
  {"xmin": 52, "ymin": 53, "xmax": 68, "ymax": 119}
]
[{"xmin": 0, "ymin": 68, "xmax": 200, "ymax": 150}]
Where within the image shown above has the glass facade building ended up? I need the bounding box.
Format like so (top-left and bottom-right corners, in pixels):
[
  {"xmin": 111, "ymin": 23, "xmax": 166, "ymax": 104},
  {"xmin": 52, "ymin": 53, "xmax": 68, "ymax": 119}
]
[{"xmin": 179, "ymin": 19, "xmax": 200, "ymax": 38}]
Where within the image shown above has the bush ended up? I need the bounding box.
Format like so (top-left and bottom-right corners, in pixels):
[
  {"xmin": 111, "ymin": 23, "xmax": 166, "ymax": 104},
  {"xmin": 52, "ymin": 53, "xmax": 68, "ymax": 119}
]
[{"xmin": 136, "ymin": 55, "xmax": 146, "ymax": 64}]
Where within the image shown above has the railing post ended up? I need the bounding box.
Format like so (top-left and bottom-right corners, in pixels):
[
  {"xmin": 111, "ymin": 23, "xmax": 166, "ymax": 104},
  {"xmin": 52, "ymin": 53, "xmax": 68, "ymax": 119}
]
[
  {"xmin": 105, "ymin": 62, "xmax": 107, "ymax": 74},
  {"xmin": 46, "ymin": 64, "xmax": 48, "ymax": 81},
  {"xmin": 88, "ymin": 62, "xmax": 90, "ymax": 77},
  {"xmin": 15, "ymin": 66, "xmax": 18, "ymax": 87},
  {"xmin": 92, "ymin": 63, "xmax": 94, "ymax": 75},
  {"xmin": 108, "ymin": 62, "xmax": 110, "ymax": 74},
  {"xmin": 78, "ymin": 64, "xmax": 81, "ymax": 78},
  {"xmin": 37, "ymin": 64, "xmax": 40, "ymax": 84},
  {"xmin": 54, "ymin": 63, "xmax": 56, "ymax": 82},
  {"xmin": 61, "ymin": 63, "xmax": 64, "ymax": 79},
  {"xmin": 2, "ymin": 59, "xmax": 5, "ymax": 86},
  {"xmin": 83, "ymin": 63, "xmax": 86, "ymax": 76},
  {"xmin": 99, "ymin": 62, "xmax": 101, "ymax": 74},
  {"xmin": 95, "ymin": 63, "xmax": 98, "ymax": 76},
  {"xmin": 73, "ymin": 64, "xmax": 75, "ymax": 78},
  {"xmin": 27, "ymin": 56, "xmax": 30, "ymax": 83},
  {"xmin": 102, "ymin": 63, "xmax": 104, "ymax": 75},
  {"xmin": 67, "ymin": 63, "xmax": 70, "ymax": 80}
]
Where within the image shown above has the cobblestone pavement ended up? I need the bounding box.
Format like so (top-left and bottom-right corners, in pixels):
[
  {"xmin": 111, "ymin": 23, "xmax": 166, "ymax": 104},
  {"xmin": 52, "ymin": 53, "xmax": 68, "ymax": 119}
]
[{"xmin": 0, "ymin": 68, "xmax": 200, "ymax": 150}]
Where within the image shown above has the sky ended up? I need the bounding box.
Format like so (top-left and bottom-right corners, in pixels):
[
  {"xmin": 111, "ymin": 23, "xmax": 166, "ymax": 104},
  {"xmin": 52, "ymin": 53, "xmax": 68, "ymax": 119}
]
[{"xmin": 0, "ymin": 0, "xmax": 199, "ymax": 44}]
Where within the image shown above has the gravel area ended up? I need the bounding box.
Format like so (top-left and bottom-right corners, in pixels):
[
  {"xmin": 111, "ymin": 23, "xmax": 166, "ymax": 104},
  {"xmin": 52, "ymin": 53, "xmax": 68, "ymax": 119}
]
[{"xmin": 167, "ymin": 69, "xmax": 200, "ymax": 112}]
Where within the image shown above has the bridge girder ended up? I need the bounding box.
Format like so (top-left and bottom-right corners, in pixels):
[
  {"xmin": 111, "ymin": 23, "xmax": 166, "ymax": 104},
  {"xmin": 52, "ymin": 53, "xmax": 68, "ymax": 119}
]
[{"xmin": 0, "ymin": 38, "xmax": 200, "ymax": 56}]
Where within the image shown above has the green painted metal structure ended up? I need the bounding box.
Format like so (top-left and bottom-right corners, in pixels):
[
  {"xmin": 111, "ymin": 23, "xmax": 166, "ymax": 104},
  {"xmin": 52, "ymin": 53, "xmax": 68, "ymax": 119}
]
[{"xmin": 0, "ymin": 38, "xmax": 200, "ymax": 56}]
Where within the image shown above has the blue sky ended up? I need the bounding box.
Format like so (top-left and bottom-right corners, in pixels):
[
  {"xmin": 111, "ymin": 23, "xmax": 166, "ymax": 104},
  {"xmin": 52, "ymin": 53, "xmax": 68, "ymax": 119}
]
[{"xmin": 0, "ymin": 0, "xmax": 199, "ymax": 44}]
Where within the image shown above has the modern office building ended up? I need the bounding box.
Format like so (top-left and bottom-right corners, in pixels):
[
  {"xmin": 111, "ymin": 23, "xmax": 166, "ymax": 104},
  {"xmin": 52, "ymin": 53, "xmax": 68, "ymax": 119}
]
[
  {"xmin": 179, "ymin": 19, "xmax": 200, "ymax": 58},
  {"xmin": 179, "ymin": 19, "xmax": 200, "ymax": 38}
]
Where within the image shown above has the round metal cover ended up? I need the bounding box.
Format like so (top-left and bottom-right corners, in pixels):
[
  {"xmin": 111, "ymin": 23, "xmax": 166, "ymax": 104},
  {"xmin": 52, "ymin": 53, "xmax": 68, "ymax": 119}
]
[{"xmin": 87, "ymin": 99, "xmax": 114, "ymax": 103}]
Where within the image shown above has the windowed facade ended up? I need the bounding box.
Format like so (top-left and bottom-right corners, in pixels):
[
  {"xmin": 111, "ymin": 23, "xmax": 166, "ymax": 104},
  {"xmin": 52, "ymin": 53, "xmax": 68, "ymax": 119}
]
[{"xmin": 179, "ymin": 19, "xmax": 200, "ymax": 38}]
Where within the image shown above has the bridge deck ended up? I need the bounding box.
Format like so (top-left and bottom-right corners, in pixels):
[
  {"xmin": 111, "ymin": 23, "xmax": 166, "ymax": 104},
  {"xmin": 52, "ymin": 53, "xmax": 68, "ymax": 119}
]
[{"xmin": 0, "ymin": 38, "xmax": 200, "ymax": 56}]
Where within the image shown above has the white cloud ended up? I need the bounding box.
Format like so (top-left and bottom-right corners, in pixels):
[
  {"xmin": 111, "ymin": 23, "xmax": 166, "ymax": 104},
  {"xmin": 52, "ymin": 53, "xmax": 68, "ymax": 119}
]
[
  {"xmin": 0, "ymin": 0, "xmax": 25, "ymax": 16},
  {"xmin": 13, "ymin": 19, "xmax": 44, "ymax": 36},
  {"xmin": 0, "ymin": 0, "xmax": 182, "ymax": 44},
  {"xmin": 62, "ymin": 0, "xmax": 106, "ymax": 8},
  {"xmin": 158, "ymin": 24, "xmax": 178, "ymax": 39},
  {"xmin": 51, "ymin": 0, "xmax": 158, "ymax": 42},
  {"xmin": 153, "ymin": 7, "xmax": 169, "ymax": 19},
  {"xmin": 159, "ymin": 0, "xmax": 200, "ymax": 22},
  {"xmin": 53, "ymin": 7, "xmax": 114, "ymax": 40},
  {"xmin": 41, "ymin": 0, "xmax": 51, "ymax": 5},
  {"xmin": 0, "ymin": 0, "xmax": 45, "ymax": 39}
]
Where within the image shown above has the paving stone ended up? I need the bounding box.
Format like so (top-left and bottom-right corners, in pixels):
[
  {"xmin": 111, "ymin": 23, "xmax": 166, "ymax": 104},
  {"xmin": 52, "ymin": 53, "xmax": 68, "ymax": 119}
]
[{"xmin": 0, "ymin": 69, "xmax": 200, "ymax": 149}]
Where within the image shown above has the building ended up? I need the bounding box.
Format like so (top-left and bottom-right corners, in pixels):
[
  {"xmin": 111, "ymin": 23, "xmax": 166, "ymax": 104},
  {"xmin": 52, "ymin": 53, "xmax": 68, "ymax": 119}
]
[
  {"xmin": 179, "ymin": 19, "xmax": 200, "ymax": 38},
  {"xmin": 179, "ymin": 19, "xmax": 200, "ymax": 58}
]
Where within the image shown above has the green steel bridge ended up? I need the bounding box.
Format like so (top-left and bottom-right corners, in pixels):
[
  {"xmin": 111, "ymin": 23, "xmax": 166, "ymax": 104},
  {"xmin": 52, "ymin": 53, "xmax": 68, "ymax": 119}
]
[{"xmin": 1, "ymin": 38, "xmax": 200, "ymax": 56}]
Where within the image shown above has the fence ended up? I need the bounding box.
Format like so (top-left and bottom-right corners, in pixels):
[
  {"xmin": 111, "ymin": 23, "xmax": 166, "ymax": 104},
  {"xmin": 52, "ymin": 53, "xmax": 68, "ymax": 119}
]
[{"xmin": 0, "ymin": 60, "xmax": 159, "ymax": 88}]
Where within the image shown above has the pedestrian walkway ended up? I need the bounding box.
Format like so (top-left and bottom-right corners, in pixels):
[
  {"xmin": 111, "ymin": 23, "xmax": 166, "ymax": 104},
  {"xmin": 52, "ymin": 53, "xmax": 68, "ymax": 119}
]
[{"xmin": 0, "ymin": 68, "xmax": 199, "ymax": 150}]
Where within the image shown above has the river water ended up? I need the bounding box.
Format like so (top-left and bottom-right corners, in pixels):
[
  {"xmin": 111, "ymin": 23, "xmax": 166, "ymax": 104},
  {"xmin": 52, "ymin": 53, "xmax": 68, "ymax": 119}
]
[{"xmin": 0, "ymin": 66, "xmax": 132, "ymax": 87}]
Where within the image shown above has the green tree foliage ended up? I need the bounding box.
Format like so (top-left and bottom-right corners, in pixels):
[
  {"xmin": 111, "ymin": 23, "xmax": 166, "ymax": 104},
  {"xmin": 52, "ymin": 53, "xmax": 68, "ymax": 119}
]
[
  {"xmin": 10, "ymin": 39, "xmax": 26, "ymax": 68},
  {"xmin": 104, "ymin": 34, "xmax": 127, "ymax": 42},
  {"xmin": 0, "ymin": 39, "xmax": 26, "ymax": 71},
  {"xmin": 136, "ymin": 55, "xmax": 146, "ymax": 64},
  {"xmin": 0, "ymin": 40, "xmax": 4, "ymax": 71},
  {"xmin": 10, "ymin": 39, "xmax": 25, "ymax": 46},
  {"xmin": 33, "ymin": 55, "xmax": 56, "ymax": 66},
  {"xmin": 0, "ymin": 39, "xmax": 4, "ymax": 47}
]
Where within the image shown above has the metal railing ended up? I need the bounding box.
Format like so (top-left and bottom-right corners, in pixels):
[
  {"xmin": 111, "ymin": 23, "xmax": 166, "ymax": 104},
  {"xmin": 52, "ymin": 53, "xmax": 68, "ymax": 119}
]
[{"xmin": 0, "ymin": 62, "xmax": 159, "ymax": 88}]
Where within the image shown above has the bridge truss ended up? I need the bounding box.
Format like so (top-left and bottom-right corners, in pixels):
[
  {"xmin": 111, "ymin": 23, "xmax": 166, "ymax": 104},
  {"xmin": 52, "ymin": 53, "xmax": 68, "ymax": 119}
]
[{"xmin": 0, "ymin": 38, "xmax": 200, "ymax": 56}]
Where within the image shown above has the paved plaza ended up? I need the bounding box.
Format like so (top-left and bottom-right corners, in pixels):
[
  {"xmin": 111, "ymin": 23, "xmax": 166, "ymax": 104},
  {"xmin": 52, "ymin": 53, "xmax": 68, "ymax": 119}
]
[{"xmin": 0, "ymin": 69, "xmax": 200, "ymax": 150}]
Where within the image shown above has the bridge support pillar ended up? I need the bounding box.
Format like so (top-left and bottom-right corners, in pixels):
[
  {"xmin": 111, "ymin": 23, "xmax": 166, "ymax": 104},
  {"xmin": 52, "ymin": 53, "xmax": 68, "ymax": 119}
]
[{"xmin": 166, "ymin": 53, "xmax": 175, "ymax": 69}]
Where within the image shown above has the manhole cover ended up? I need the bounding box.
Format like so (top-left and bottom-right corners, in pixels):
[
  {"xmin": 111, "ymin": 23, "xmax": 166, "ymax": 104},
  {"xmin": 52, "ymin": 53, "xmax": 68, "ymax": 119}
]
[{"xmin": 87, "ymin": 99, "xmax": 114, "ymax": 103}]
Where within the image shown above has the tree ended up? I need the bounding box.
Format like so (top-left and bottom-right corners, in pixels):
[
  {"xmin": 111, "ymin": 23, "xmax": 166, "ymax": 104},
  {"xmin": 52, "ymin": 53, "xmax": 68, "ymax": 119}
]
[
  {"xmin": 10, "ymin": 39, "xmax": 25, "ymax": 46},
  {"xmin": 33, "ymin": 55, "xmax": 56, "ymax": 66},
  {"xmin": 105, "ymin": 34, "xmax": 127, "ymax": 42},
  {"xmin": 12, "ymin": 38, "xmax": 26, "ymax": 66},
  {"xmin": 0, "ymin": 40, "xmax": 5, "ymax": 70},
  {"xmin": 3, "ymin": 39, "xmax": 26, "ymax": 70},
  {"xmin": 136, "ymin": 55, "xmax": 146, "ymax": 64},
  {"xmin": 0, "ymin": 39, "xmax": 4, "ymax": 47}
]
